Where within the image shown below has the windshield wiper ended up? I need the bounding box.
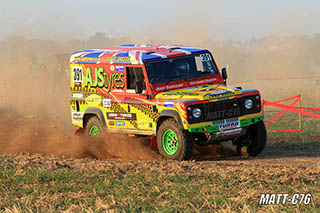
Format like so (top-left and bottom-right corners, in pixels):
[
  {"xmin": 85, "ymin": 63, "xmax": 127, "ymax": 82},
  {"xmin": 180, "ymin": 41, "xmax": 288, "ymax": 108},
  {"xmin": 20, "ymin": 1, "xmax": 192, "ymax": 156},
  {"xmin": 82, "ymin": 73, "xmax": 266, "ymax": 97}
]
[{"xmin": 213, "ymin": 81, "xmax": 224, "ymax": 90}]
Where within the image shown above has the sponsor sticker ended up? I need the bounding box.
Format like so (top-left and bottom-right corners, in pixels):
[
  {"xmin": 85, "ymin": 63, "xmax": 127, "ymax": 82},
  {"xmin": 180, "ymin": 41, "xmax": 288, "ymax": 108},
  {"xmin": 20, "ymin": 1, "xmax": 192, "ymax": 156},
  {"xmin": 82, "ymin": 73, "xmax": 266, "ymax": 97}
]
[
  {"xmin": 72, "ymin": 93, "xmax": 83, "ymax": 99},
  {"xmin": 115, "ymin": 65, "xmax": 125, "ymax": 71},
  {"xmin": 72, "ymin": 112, "xmax": 84, "ymax": 123},
  {"xmin": 164, "ymin": 101, "xmax": 174, "ymax": 107},
  {"xmin": 107, "ymin": 112, "xmax": 137, "ymax": 120},
  {"xmin": 115, "ymin": 121, "xmax": 126, "ymax": 126},
  {"xmin": 103, "ymin": 99, "xmax": 111, "ymax": 108},
  {"xmin": 213, "ymin": 118, "xmax": 240, "ymax": 131},
  {"xmin": 85, "ymin": 94, "xmax": 101, "ymax": 107}
]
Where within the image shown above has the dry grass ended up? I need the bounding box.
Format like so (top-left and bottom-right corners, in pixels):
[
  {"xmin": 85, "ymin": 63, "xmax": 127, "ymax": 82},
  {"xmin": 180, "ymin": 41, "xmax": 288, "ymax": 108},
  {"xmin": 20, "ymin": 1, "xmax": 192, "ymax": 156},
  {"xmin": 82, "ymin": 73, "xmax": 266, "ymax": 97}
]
[{"xmin": 0, "ymin": 119, "xmax": 319, "ymax": 212}]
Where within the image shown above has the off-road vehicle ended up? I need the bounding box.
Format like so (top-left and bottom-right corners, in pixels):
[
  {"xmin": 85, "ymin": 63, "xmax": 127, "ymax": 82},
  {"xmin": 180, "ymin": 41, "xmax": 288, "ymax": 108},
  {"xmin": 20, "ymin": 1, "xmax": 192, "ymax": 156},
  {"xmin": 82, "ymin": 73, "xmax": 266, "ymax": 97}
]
[{"xmin": 69, "ymin": 44, "xmax": 266, "ymax": 160}]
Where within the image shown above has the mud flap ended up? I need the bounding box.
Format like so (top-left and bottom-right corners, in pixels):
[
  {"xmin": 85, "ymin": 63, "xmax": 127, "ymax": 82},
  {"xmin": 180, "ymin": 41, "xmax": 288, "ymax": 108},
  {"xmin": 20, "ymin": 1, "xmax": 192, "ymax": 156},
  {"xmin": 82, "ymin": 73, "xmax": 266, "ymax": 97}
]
[
  {"xmin": 74, "ymin": 128, "xmax": 85, "ymax": 135},
  {"xmin": 150, "ymin": 135, "xmax": 157, "ymax": 149}
]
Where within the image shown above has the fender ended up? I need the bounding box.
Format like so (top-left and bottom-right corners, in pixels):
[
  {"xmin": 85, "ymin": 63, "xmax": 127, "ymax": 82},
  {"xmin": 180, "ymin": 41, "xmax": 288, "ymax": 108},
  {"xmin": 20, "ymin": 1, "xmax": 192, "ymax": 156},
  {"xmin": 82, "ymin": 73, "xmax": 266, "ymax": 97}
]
[
  {"xmin": 84, "ymin": 107, "xmax": 107, "ymax": 126},
  {"xmin": 158, "ymin": 110, "xmax": 184, "ymax": 130}
]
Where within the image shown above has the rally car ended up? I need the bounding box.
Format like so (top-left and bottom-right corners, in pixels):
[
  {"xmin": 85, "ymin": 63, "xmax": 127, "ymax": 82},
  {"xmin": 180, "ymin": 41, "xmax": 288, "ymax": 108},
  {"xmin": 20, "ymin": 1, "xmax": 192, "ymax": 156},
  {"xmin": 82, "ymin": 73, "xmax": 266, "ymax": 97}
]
[{"xmin": 69, "ymin": 44, "xmax": 267, "ymax": 160}]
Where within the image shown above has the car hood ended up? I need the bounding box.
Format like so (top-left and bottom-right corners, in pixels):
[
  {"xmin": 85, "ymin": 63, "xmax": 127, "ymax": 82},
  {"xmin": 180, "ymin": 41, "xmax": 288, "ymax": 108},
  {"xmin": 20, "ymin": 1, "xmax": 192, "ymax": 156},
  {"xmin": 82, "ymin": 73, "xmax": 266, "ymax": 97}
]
[{"xmin": 155, "ymin": 84, "xmax": 242, "ymax": 101}]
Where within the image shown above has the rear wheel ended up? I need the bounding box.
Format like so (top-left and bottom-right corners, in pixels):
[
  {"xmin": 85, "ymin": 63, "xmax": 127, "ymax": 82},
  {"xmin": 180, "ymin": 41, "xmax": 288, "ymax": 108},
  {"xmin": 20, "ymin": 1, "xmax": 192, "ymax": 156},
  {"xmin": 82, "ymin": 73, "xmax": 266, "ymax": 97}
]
[
  {"xmin": 235, "ymin": 121, "xmax": 267, "ymax": 156},
  {"xmin": 157, "ymin": 118, "xmax": 193, "ymax": 160},
  {"xmin": 85, "ymin": 116, "xmax": 103, "ymax": 138}
]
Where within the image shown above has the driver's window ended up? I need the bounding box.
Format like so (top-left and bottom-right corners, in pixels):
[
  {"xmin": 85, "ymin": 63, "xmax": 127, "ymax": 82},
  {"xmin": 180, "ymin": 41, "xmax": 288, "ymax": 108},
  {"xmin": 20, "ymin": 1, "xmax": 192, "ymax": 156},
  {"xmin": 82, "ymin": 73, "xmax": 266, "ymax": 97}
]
[{"xmin": 126, "ymin": 67, "xmax": 147, "ymax": 90}]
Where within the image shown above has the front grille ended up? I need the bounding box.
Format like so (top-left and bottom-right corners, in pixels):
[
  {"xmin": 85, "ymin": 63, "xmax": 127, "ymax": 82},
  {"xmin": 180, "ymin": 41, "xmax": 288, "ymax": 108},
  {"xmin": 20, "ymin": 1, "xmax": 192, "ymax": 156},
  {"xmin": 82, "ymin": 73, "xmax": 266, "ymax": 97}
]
[{"xmin": 205, "ymin": 99, "xmax": 242, "ymax": 121}]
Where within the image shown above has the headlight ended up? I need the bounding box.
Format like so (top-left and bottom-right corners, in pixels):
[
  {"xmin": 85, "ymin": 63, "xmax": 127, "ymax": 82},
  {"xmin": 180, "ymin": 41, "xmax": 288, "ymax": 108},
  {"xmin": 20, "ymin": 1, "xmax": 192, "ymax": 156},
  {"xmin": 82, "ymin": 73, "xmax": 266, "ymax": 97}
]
[
  {"xmin": 244, "ymin": 99, "xmax": 253, "ymax": 109},
  {"xmin": 192, "ymin": 108, "xmax": 202, "ymax": 118}
]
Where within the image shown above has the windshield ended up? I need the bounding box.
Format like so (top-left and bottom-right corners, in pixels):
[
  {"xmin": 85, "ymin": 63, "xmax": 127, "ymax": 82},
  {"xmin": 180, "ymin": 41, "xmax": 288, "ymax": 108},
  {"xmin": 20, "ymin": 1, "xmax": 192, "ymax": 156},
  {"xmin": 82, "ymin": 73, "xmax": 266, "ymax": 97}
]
[{"xmin": 145, "ymin": 53, "xmax": 218, "ymax": 84}]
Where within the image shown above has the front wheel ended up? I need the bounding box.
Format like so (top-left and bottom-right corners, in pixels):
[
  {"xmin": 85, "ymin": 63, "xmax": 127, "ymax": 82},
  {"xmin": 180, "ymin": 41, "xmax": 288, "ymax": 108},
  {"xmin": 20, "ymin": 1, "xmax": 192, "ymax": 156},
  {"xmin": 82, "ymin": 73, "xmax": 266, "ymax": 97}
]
[
  {"xmin": 235, "ymin": 121, "xmax": 267, "ymax": 157},
  {"xmin": 157, "ymin": 118, "xmax": 193, "ymax": 160},
  {"xmin": 85, "ymin": 116, "xmax": 103, "ymax": 138}
]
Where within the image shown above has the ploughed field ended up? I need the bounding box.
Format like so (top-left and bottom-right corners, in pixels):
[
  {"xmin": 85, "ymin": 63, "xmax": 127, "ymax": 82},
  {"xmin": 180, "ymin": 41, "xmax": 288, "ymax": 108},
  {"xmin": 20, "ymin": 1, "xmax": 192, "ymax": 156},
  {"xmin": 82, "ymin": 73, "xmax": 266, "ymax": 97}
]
[{"xmin": 0, "ymin": 107, "xmax": 319, "ymax": 212}]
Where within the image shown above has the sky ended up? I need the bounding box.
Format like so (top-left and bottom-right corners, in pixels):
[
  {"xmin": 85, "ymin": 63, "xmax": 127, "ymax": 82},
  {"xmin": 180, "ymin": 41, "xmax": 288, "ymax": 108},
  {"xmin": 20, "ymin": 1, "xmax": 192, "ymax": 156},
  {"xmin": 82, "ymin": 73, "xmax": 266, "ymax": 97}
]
[{"xmin": 0, "ymin": 0, "xmax": 320, "ymax": 41}]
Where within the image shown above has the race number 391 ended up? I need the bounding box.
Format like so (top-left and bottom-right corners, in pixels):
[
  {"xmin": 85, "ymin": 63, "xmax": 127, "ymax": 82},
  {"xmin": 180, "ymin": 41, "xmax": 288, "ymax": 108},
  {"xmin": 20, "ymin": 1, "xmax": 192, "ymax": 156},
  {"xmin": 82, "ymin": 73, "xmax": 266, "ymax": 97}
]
[{"xmin": 73, "ymin": 66, "xmax": 83, "ymax": 84}]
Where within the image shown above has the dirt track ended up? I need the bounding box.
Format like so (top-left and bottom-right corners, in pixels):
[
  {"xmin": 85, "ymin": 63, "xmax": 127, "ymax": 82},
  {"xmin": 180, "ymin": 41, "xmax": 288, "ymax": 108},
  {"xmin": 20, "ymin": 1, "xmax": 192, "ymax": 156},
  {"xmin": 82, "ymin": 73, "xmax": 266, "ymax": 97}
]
[{"xmin": 1, "ymin": 107, "xmax": 320, "ymax": 167}]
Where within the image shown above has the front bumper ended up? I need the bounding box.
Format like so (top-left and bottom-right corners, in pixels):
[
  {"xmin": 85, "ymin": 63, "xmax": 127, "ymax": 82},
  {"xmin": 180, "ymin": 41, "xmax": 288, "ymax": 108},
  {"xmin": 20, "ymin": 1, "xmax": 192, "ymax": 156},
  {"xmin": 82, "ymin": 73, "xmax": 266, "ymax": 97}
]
[{"xmin": 188, "ymin": 112, "xmax": 264, "ymax": 133}]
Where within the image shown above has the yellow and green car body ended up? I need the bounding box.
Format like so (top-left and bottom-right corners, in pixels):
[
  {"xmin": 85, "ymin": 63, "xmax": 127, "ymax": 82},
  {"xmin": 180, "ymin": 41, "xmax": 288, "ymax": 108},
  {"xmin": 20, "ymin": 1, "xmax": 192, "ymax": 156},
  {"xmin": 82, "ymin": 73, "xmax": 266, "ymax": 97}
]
[{"xmin": 69, "ymin": 44, "xmax": 264, "ymax": 148}]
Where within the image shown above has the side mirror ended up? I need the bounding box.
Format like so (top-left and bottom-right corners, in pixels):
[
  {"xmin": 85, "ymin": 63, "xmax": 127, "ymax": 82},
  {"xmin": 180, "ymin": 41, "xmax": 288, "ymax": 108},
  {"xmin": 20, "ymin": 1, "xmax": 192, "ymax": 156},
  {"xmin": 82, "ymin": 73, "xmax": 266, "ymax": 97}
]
[
  {"xmin": 135, "ymin": 82, "xmax": 143, "ymax": 94},
  {"xmin": 221, "ymin": 68, "xmax": 228, "ymax": 80}
]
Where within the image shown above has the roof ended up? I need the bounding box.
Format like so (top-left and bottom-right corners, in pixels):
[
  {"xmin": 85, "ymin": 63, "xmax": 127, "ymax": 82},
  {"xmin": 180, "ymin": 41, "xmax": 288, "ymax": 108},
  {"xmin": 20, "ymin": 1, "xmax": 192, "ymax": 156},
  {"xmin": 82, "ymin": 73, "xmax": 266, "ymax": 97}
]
[{"xmin": 70, "ymin": 44, "xmax": 208, "ymax": 65}]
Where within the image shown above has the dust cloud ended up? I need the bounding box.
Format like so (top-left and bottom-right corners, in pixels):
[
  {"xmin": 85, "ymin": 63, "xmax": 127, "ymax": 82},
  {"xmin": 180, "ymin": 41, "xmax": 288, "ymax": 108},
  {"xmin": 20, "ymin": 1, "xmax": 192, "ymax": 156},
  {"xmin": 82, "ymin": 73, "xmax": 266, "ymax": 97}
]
[{"xmin": 0, "ymin": 35, "xmax": 162, "ymax": 160}]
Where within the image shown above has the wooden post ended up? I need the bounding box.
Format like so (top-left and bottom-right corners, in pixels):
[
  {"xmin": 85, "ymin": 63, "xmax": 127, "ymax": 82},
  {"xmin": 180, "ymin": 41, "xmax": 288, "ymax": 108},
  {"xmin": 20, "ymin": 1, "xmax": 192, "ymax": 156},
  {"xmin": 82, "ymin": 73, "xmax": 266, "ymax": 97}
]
[{"xmin": 298, "ymin": 95, "xmax": 304, "ymax": 143}]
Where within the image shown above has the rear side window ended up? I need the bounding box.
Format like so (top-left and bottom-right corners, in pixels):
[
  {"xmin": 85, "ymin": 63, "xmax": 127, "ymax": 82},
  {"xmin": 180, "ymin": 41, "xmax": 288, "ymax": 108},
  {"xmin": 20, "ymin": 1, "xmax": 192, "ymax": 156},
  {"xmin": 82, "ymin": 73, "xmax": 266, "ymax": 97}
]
[{"xmin": 126, "ymin": 67, "xmax": 147, "ymax": 90}]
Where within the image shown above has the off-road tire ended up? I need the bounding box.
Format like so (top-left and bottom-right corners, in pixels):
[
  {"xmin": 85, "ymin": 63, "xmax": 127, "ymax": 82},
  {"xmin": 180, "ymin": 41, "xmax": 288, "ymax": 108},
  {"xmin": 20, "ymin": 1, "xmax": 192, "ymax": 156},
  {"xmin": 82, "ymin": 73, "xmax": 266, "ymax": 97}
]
[
  {"xmin": 234, "ymin": 121, "xmax": 267, "ymax": 156},
  {"xmin": 157, "ymin": 118, "xmax": 193, "ymax": 160},
  {"xmin": 85, "ymin": 116, "xmax": 103, "ymax": 138},
  {"xmin": 247, "ymin": 121, "xmax": 267, "ymax": 156}
]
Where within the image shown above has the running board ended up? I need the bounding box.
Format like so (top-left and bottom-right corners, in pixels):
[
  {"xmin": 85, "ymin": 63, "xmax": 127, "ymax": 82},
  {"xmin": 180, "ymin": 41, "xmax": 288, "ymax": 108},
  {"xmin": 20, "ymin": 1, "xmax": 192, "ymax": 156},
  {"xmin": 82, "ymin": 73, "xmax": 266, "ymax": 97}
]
[{"xmin": 106, "ymin": 128, "xmax": 155, "ymax": 136}]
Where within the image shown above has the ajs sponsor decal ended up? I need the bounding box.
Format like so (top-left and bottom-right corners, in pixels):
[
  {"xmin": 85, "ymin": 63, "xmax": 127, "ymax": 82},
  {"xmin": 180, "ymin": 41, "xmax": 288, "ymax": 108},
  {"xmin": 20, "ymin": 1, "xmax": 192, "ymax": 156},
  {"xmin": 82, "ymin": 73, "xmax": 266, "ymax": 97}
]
[
  {"xmin": 85, "ymin": 67, "xmax": 125, "ymax": 93},
  {"xmin": 107, "ymin": 112, "xmax": 137, "ymax": 120}
]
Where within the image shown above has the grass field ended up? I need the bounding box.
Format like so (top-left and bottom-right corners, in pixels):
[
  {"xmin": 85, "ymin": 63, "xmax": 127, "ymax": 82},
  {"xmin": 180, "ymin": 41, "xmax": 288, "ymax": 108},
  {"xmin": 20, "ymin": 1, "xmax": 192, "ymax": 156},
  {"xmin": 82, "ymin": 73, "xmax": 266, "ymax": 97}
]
[{"xmin": 0, "ymin": 119, "xmax": 319, "ymax": 212}]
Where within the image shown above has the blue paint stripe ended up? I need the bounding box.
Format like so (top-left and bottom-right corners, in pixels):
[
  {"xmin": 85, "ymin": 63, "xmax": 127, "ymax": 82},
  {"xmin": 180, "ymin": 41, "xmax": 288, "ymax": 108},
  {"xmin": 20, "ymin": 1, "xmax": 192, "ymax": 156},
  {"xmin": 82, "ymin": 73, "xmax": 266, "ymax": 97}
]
[
  {"xmin": 180, "ymin": 48, "xmax": 206, "ymax": 54},
  {"xmin": 141, "ymin": 54, "xmax": 162, "ymax": 62},
  {"xmin": 74, "ymin": 61, "xmax": 98, "ymax": 64},
  {"xmin": 72, "ymin": 49, "xmax": 95, "ymax": 55},
  {"xmin": 83, "ymin": 52, "xmax": 103, "ymax": 57},
  {"xmin": 119, "ymin": 44, "xmax": 136, "ymax": 47}
]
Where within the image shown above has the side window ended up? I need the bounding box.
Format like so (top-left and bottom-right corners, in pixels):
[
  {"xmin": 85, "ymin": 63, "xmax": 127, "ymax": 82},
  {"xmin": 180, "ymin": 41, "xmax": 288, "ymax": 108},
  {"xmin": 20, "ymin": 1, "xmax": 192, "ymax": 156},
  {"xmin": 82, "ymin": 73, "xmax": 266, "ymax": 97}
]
[{"xmin": 126, "ymin": 67, "xmax": 147, "ymax": 90}]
